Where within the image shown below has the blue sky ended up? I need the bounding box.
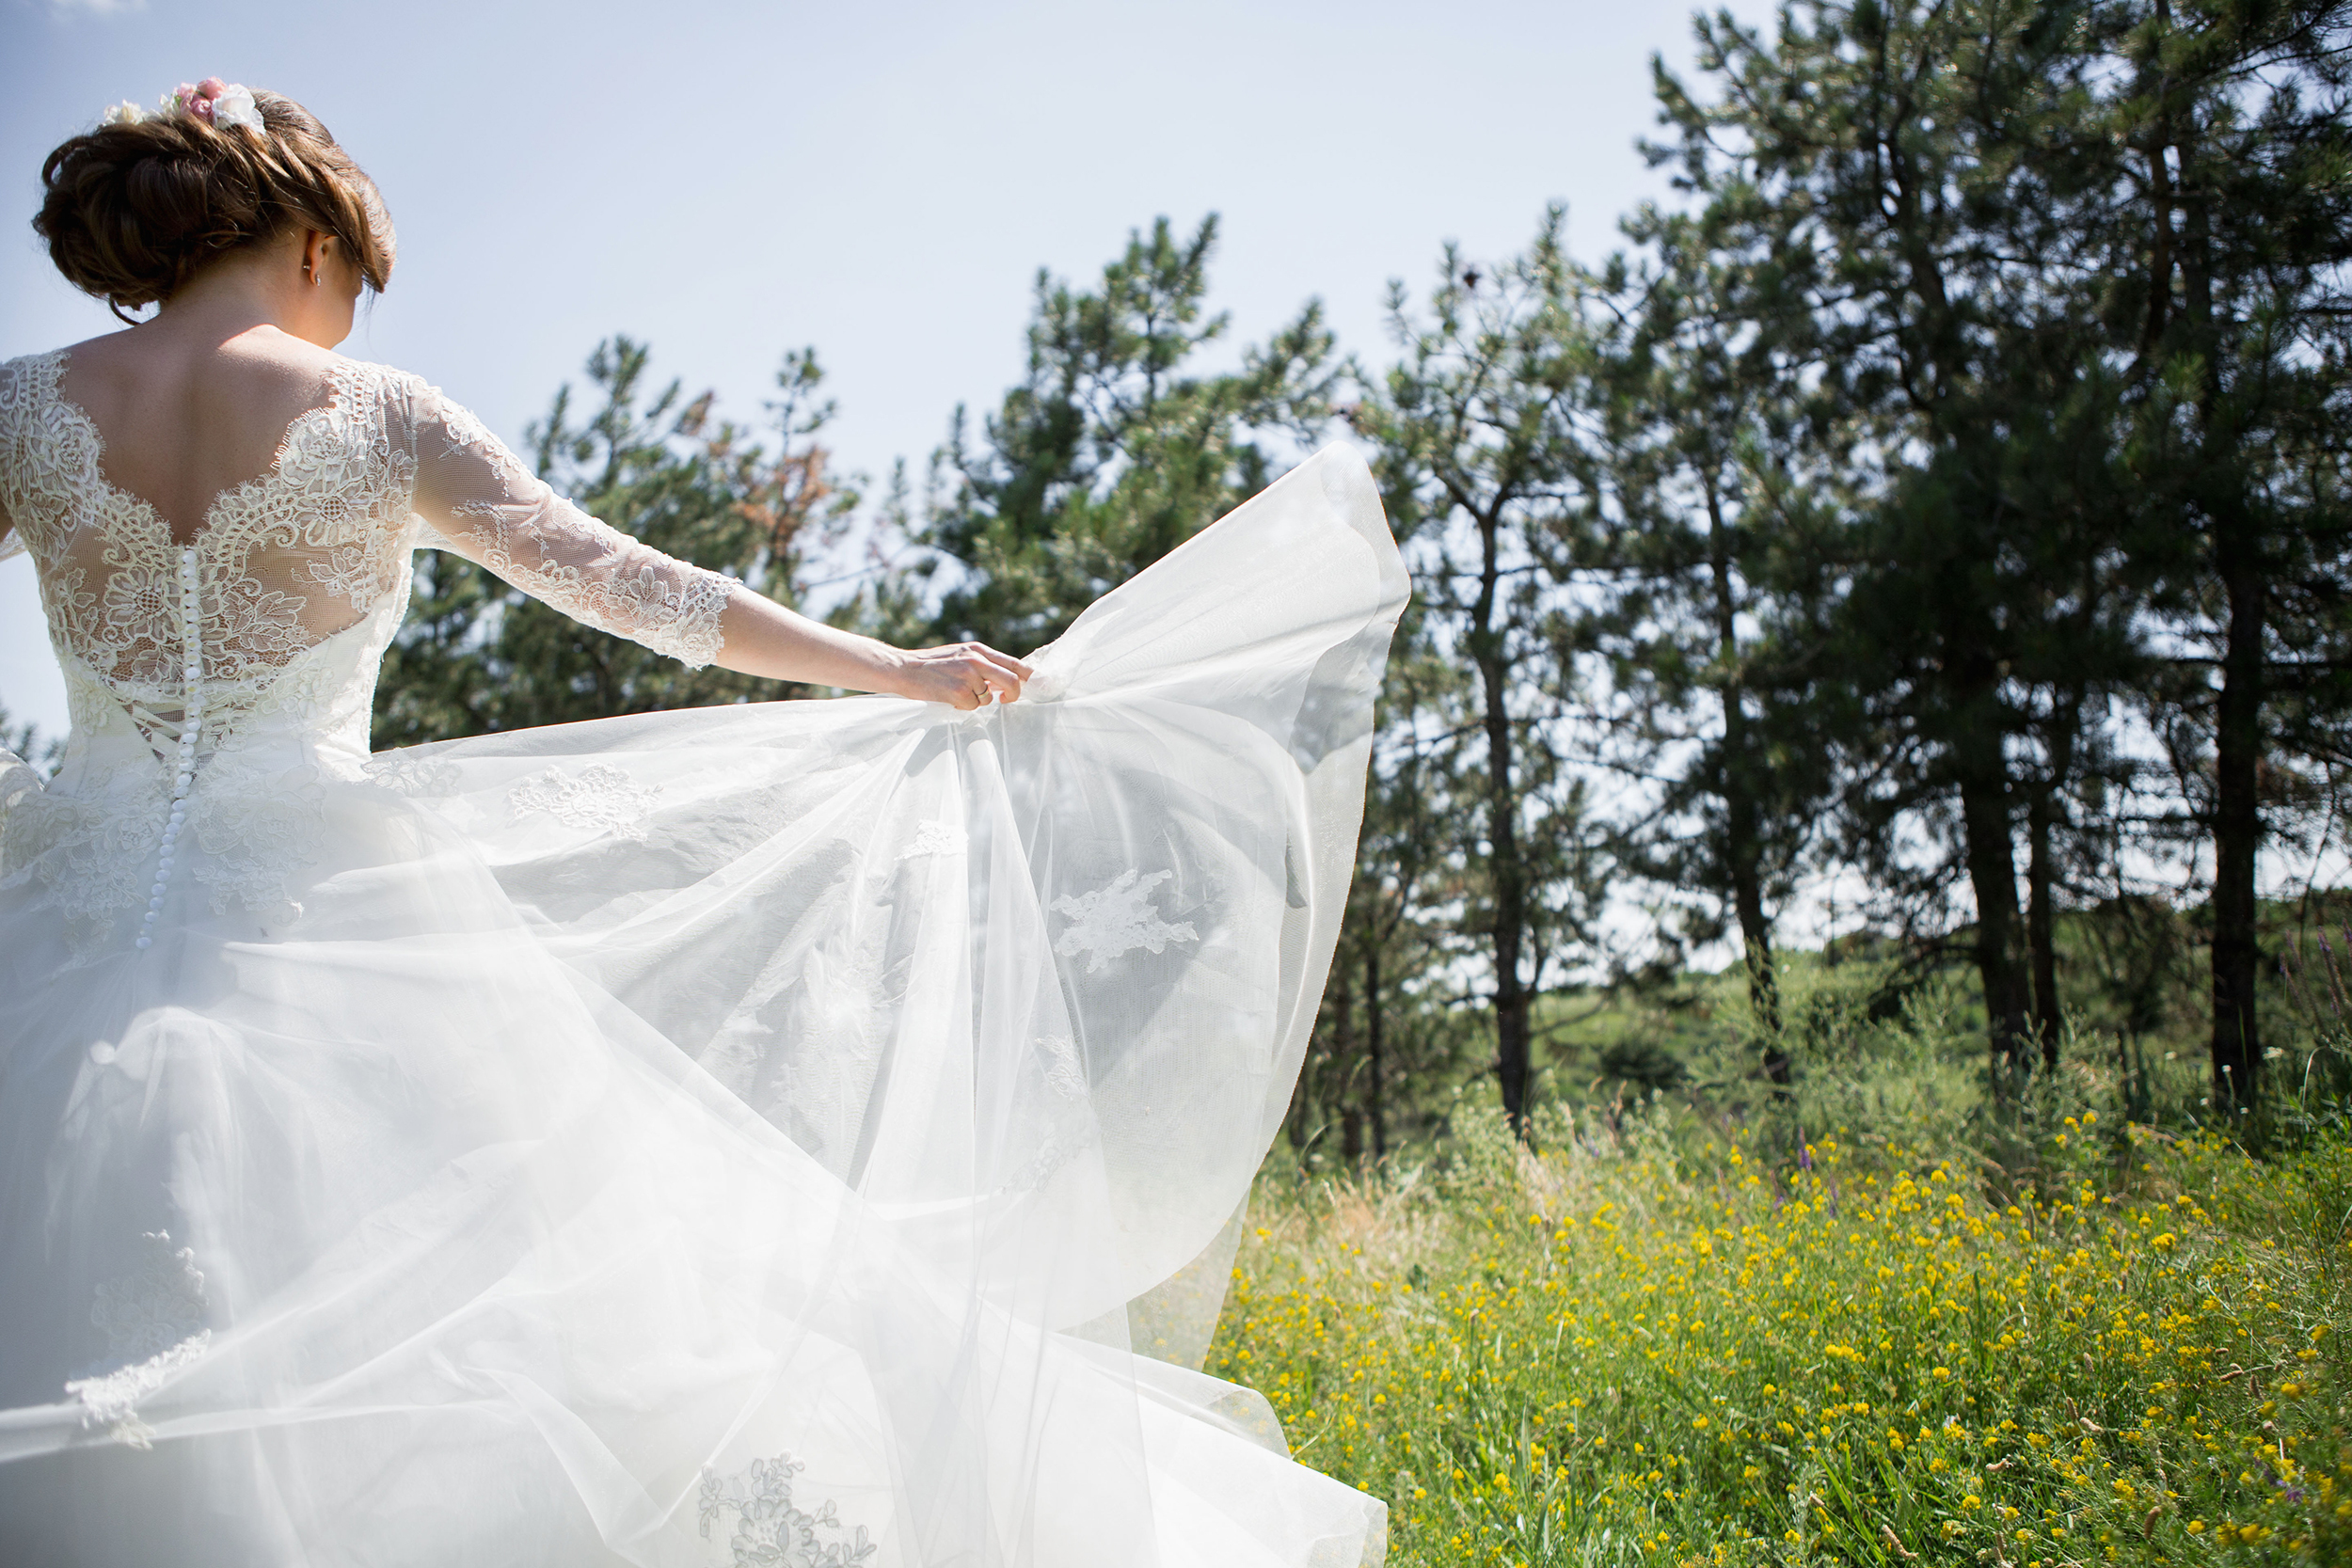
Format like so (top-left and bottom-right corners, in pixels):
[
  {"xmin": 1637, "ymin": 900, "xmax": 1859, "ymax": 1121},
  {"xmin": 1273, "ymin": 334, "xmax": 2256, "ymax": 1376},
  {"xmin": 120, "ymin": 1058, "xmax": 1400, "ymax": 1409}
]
[{"xmin": 0, "ymin": 0, "xmax": 1762, "ymax": 739}]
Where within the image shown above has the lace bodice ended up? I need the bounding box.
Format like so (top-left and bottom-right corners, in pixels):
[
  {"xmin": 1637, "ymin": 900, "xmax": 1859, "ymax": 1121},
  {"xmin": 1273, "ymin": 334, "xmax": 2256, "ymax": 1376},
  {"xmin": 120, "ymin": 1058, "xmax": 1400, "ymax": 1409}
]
[{"xmin": 0, "ymin": 348, "xmax": 735, "ymax": 945}]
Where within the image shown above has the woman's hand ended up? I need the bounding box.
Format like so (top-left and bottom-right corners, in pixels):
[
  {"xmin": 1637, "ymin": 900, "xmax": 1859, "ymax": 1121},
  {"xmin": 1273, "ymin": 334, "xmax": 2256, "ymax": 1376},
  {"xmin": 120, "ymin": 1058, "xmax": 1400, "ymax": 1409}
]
[
  {"xmin": 884, "ymin": 642, "xmax": 1035, "ymax": 710},
  {"xmin": 709, "ymin": 592, "xmax": 1033, "ymax": 706}
]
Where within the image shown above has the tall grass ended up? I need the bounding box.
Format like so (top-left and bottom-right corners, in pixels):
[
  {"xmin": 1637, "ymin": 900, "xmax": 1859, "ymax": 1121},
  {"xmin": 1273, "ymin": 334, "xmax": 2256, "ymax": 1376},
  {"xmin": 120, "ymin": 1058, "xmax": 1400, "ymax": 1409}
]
[{"xmin": 1216, "ymin": 978, "xmax": 2352, "ymax": 1565}]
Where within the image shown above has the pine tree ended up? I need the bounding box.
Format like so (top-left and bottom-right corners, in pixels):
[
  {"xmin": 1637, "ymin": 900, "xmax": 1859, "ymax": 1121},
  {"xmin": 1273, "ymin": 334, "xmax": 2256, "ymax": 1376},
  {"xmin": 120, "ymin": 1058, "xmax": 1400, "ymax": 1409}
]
[
  {"xmin": 895, "ymin": 216, "xmax": 1340, "ymax": 654},
  {"xmin": 1650, "ymin": 0, "xmax": 2156, "ymax": 1084},
  {"xmin": 1574, "ymin": 205, "xmax": 1836, "ymax": 1088},
  {"xmin": 2110, "ymin": 0, "xmax": 2352, "ymax": 1114},
  {"xmin": 1359, "ymin": 214, "xmax": 1613, "ymax": 1138}
]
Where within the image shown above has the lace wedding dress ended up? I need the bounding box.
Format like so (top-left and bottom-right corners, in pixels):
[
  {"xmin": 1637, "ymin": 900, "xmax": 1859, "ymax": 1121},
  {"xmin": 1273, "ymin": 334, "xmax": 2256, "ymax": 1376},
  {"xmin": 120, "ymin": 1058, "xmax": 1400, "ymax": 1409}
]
[{"xmin": 0, "ymin": 348, "xmax": 1407, "ymax": 1568}]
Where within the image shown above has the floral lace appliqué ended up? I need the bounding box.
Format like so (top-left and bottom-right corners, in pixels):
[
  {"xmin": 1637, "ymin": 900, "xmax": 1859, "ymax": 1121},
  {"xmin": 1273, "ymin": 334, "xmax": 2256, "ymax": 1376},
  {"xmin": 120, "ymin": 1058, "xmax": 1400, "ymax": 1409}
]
[
  {"xmin": 365, "ymin": 752, "xmax": 463, "ymax": 798},
  {"xmin": 186, "ymin": 756, "xmax": 329, "ymax": 919},
  {"xmin": 88, "ymin": 1230, "xmax": 208, "ymax": 1358},
  {"xmin": 898, "ymin": 818, "xmax": 966, "ymax": 861},
  {"xmin": 0, "ymin": 731, "xmax": 167, "ymax": 945},
  {"xmin": 65, "ymin": 1229, "xmax": 212, "ymax": 1449},
  {"xmin": 0, "ymin": 750, "xmax": 40, "ymax": 813},
  {"xmin": 1009, "ymin": 1122, "xmax": 1096, "ymax": 1193},
  {"xmin": 1036, "ymin": 1034, "xmax": 1088, "ymax": 1100},
  {"xmin": 509, "ymin": 763, "xmax": 662, "ymax": 840},
  {"xmin": 1050, "ymin": 868, "xmax": 1199, "ymax": 974},
  {"xmin": 697, "ymin": 1451, "xmax": 876, "ymax": 1567}
]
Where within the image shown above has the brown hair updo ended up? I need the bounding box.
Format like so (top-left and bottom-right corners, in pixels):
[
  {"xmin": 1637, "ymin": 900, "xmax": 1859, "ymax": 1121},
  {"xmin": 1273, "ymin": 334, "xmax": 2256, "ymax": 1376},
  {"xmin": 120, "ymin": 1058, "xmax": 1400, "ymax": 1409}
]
[{"xmin": 35, "ymin": 88, "xmax": 395, "ymax": 320}]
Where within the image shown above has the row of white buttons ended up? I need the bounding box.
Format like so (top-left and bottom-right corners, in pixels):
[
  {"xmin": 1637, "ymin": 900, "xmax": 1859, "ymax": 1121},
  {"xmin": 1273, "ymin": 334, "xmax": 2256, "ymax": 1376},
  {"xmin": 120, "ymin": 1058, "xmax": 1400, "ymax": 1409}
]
[{"xmin": 135, "ymin": 545, "xmax": 202, "ymax": 951}]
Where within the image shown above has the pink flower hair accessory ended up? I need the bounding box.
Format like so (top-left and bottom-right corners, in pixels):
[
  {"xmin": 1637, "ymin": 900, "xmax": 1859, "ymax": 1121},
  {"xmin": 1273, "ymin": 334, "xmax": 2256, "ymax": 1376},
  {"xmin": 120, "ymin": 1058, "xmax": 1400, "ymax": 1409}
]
[{"xmin": 103, "ymin": 78, "xmax": 262, "ymax": 133}]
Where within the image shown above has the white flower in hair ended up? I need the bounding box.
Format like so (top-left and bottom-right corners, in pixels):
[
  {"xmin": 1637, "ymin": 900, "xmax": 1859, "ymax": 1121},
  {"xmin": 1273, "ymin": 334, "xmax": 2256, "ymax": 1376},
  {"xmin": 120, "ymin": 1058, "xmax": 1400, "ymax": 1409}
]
[
  {"xmin": 158, "ymin": 78, "xmax": 263, "ymax": 133},
  {"xmin": 210, "ymin": 85, "xmax": 262, "ymax": 132},
  {"xmin": 102, "ymin": 101, "xmax": 146, "ymax": 127}
]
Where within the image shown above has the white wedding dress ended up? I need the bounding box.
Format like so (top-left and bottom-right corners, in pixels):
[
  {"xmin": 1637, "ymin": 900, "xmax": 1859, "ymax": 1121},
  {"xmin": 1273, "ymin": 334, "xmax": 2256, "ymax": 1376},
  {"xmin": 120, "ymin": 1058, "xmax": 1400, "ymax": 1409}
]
[{"xmin": 0, "ymin": 348, "xmax": 1407, "ymax": 1568}]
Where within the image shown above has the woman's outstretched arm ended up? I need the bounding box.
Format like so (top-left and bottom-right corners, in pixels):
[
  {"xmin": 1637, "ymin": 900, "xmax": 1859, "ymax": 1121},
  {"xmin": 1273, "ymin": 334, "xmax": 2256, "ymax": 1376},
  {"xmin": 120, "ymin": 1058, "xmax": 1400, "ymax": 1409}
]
[
  {"xmin": 712, "ymin": 593, "xmax": 1030, "ymax": 709},
  {"xmin": 406, "ymin": 377, "xmax": 1026, "ymax": 710}
]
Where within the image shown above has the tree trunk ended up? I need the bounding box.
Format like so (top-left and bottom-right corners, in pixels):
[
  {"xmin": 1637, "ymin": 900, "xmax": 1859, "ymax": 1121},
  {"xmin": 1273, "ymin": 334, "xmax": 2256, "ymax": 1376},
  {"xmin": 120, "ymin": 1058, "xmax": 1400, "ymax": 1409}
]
[
  {"xmin": 2210, "ymin": 536, "xmax": 2265, "ymax": 1114},
  {"xmin": 1706, "ymin": 477, "xmax": 1786, "ymax": 1090},
  {"xmin": 2160, "ymin": 88, "xmax": 2263, "ymax": 1118},
  {"xmin": 1471, "ymin": 507, "xmax": 1534, "ymax": 1137},
  {"xmin": 1733, "ymin": 847, "xmax": 1788, "ymax": 1091},
  {"xmin": 1486, "ymin": 728, "xmax": 1532, "ymax": 1137},
  {"xmin": 1883, "ymin": 84, "xmax": 2036, "ymax": 1078},
  {"xmin": 1967, "ymin": 812, "xmax": 2034, "ymax": 1077},
  {"xmin": 1962, "ymin": 768, "xmax": 2034, "ymax": 1080},
  {"xmin": 1950, "ymin": 650, "xmax": 2032, "ymax": 1079},
  {"xmin": 1365, "ymin": 942, "xmax": 1388, "ymax": 1160},
  {"xmin": 2026, "ymin": 784, "xmax": 2060, "ymax": 1072},
  {"xmin": 1327, "ymin": 966, "xmax": 1356, "ymax": 1152},
  {"xmin": 2026, "ymin": 697, "xmax": 2079, "ymax": 1073}
]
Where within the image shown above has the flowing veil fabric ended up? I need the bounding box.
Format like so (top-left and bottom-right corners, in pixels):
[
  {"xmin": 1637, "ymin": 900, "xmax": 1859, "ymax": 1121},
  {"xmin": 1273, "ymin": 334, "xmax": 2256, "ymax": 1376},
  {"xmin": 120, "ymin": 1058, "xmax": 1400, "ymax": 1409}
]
[{"xmin": 0, "ymin": 342, "xmax": 1407, "ymax": 1568}]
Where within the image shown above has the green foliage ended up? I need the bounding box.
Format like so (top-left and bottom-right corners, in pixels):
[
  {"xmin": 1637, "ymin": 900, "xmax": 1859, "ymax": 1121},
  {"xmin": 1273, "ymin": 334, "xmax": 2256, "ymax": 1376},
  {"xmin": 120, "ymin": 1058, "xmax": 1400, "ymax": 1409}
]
[
  {"xmin": 894, "ymin": 214, "xmax": 1341, "ymax": 654},
  {"xmin": 1283, "ymin": 504, "xmax": 1521, "ymax": 1159},
  {"xmin": 1526, "ymin": 892, "xmax": 2352, "ymax": 1171},
  {"xmin": 373, "ymin": 338, "xmax": 851, "ymax": 745}
]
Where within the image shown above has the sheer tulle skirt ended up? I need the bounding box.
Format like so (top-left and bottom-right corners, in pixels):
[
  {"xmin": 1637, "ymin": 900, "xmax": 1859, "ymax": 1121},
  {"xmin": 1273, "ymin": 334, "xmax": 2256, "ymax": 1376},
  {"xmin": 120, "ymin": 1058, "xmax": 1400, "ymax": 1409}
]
[{"xmin": 0, "ymin": 447, "xmax": 1405, "ymax": 1566}]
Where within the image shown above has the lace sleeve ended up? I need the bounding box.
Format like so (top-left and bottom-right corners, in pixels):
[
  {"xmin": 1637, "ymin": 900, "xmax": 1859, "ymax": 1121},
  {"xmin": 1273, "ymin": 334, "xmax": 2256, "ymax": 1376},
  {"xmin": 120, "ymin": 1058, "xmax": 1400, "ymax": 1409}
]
[
  {"xmin": 0, "ymin": 357, "xmax": 18, "ymax": 562},
  {"xmin": 405, "ymin": 381, "xmax": 734, "ymax": 669},
  {"xmin": 0, "ymin": 434, "xmax": 20, "ymax": 563}
]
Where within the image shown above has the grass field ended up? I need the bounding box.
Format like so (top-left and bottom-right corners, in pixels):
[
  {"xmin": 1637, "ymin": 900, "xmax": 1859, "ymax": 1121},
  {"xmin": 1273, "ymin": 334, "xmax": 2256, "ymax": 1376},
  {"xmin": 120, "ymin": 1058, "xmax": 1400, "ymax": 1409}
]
[{"xmin": 1211, "ymin": 1053, "xmax": 2351, "ymax": 1563}]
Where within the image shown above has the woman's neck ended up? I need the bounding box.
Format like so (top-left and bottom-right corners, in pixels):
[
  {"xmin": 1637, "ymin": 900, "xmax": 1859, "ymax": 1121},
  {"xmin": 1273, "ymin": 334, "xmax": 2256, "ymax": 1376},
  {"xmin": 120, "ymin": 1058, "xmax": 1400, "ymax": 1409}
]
[{"xmin": 130, "ymin": 235, "xmax": 354, "ymax": 353}]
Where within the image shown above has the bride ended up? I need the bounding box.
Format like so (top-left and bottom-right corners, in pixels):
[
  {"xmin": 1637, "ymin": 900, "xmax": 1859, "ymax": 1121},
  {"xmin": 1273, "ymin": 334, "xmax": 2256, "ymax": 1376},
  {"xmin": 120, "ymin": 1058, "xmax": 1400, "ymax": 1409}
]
[{"xmin": 0, "ymin": 82, "xmax": 1407, "ymax": 1567}]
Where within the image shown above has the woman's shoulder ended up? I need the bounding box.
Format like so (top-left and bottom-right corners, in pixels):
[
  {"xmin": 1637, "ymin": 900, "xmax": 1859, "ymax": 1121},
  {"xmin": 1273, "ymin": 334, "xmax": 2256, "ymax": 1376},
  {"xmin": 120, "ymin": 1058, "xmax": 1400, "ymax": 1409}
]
[
  {"xmin": 322, "ymin": 349, "xmax": 425, "ymax": 390},
  {"xmin": 321, "ymin": 353, "xmax": 455, "ymax": 425},
  {"xmin": 0, "ymin": 348, "xmax": 72, "ymax": 443},
  {"xmin": 288, "ymin": 345, "xmax": 426, "ymax": 413},
  {"xmin": 0, "ymin": 345, "xmax": 70, "ymax": 393},
  {"xmin": 33, "ymin": 328, "xmax": 374, "ymax": 415},
  {"xmin": 6, "ymin": 333, "xmax": 432, "ymax": 404}
]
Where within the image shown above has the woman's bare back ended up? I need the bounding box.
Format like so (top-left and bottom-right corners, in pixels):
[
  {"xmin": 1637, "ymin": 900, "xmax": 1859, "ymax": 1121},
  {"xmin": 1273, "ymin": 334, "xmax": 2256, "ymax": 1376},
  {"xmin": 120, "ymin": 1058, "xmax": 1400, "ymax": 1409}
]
[{"xmin": 54, "ymin": 326, "xmax": 348, "ymax": 547}]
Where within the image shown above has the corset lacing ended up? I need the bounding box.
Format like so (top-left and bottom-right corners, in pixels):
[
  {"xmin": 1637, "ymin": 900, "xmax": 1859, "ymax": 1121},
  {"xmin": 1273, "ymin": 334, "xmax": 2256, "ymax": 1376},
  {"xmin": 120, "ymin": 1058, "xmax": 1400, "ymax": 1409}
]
[{"xmin": 135, "ymin": 545, "xmax": 203, "ymax": 952}]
